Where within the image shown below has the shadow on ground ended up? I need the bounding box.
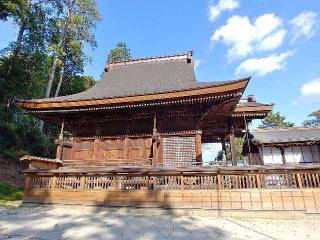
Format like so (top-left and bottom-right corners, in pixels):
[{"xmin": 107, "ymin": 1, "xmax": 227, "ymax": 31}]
[{"xmin": 0, "ymin": 204, "xmax": 228, "ymax": 240}]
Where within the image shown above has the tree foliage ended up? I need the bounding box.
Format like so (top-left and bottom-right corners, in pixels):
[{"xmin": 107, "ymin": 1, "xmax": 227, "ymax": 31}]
[
  {"xmin": 0, "ymin": 0, "xmax": 28, "ymax": 20},
  {"xmin": 0, "ymin": 0, "xmax": 100, "ymax": 159},
  {"xmin": 107, "ymin": 42, "xmax": 131, "ymax": 63},
  {"xmin": 303, "ymin": 109, "xmax": 320, "ymax": 127},
  {"xmin": 259, "ymin": 111, "xmax": 294, "ymax": 128},
  {"xmin": 215, "ymin": 138, "xmax": 244, "ymax": 162},
  {"xmin": 226, "ymin": 138, "xmax": 244, "ymax": 160}
]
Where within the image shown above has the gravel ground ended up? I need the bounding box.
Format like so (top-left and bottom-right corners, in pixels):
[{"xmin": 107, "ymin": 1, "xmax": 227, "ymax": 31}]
[{"xmin": 0, "ymin": 205, "xmax": 319, "ymax": 240}]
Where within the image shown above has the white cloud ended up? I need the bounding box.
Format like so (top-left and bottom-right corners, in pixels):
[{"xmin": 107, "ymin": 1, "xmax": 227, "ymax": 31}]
[
  {"xmin": 194, "ymin": 59, "xmax": 202, "ymax": 70},
  {"xmin": 301, "ymin": 78, "xmax": 320, "ymax": 96},
  {"xmin": 290, "ymin": 11, "xmax": 318, "ymax": 41},
  {"xmin": 208, "ymin": 0, "xmax": 240, "ymax": 22},
  {"xmin": 211, "ymin": 14, "xmax": 286, "ymax": 60},
  {"xmin": 293, "ymin": 78, "xmax": 320, "ymax": 106},
  {"xmin": 235, "ymin": 51, "xmax": 295, "ymax": 77},
  {"xmin": 258, "ymin": 29, "xmax": 286, "ymax": 51}
]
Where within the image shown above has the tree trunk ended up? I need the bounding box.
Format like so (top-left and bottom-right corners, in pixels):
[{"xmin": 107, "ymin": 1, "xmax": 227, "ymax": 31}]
[
  {"xmin": 13, "ymin": 16, "xmax": 28, "ymax": 57},
  {"xmin": 44, "ymin": 58, "xmax": 59, "ymax": 98},
  {"xmin": 13, "ymin": 0, "xmax": 31, "ymax": 57},
  {"xmin": 39, "ymin": 58, "xmax": 58, "ymax": 132},
  {"xmin": 54, "ymin": 64, "xmax": 64, "ymax": 97},
  {"xmin": 39, "ymin": 1, "xmax": 74, "ymax": 132},
  {"xmin": 38, "ymin": 120, "xmax": 44, "ymax": 132}
]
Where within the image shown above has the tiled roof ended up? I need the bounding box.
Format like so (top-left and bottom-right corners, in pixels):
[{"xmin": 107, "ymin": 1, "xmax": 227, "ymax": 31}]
[
  {"xmin": 251, "ymin": 127, "xmax": 320, "ymax": 144},
  {"xmin": 23, "ymin": 52, "xmax": 248, "ymax": 104}
]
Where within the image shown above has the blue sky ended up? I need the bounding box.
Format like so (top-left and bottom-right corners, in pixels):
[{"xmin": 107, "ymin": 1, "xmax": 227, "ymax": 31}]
[{"xmin": 1, "ymin": 0, "xmax": 320, "ymax": 126}]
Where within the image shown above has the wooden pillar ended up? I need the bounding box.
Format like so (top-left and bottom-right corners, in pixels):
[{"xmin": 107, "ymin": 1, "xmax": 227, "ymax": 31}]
[
  {"xmin": 280, "ymin": 147, "xmax": 286, "ymax": 165},
  {"xmin": 195, "ymin": 130, "xmax": 202, "ymax": 164},
  {"xmin": 124, "ymin": 136, "xmax": 129, "ymax": 166},
  {"xmin": 221, "ymin": 140, "xmax": 227, "ymax": 166},
  {"xmin": 316, "ymin": 144, "xmax": 320, "ymax": 163},
  {"xmin": 93, "ymin": 138, "xmax": 99, "ymax": 161},
  {"xmin": 152, "ymin": 113, "xmax": 158, "ymax": 167},
  {"xmin": 56, "ymin": 118, "xmax": 65, "ymax": 160},
  {"xmin": 230, "ymin": 127, "xmax": 237, "ymax": 166},
  {"xmin": 59, "ymin": 118, "xmax": 65, "ymax": 140},
  {"xmin": 56, "ymin": 144, "xmax": 63, "ymax": 161}
]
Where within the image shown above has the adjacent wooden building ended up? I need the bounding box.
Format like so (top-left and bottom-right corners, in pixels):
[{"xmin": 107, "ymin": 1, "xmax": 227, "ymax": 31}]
[{"xmin": 244, "ymin": 127, "xmax": 320, "ymax": 165}]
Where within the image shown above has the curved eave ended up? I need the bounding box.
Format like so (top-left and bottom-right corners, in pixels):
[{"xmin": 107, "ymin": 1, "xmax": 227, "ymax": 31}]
[
  {"xmin": 233, "ymin": 104, "xmax": 273, "ymax": 113},
  {"xmin": 16, "ymin": 78, "xmax": 250, "ymax": 110}
]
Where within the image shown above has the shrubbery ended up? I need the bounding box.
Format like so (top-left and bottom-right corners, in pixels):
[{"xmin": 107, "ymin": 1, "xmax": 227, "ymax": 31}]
[{"xmin": 0, "ymin": 107, "xmax": 55, "ymax": 160}]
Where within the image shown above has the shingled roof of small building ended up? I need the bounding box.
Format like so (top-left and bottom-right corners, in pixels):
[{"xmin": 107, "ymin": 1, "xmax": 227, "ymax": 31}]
[
  {"xmin": 17, "ymin": 51, "xmax": 250, "ymax": 109},
  {"xmin": 250, "ymin": 127, "xmax": 320, "ymax": 144}
]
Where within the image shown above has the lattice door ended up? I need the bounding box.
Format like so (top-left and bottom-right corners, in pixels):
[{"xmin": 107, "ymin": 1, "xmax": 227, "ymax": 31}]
[{"xmin": 162, "ymin": 136, "xmax": 196, "ymax": 167}]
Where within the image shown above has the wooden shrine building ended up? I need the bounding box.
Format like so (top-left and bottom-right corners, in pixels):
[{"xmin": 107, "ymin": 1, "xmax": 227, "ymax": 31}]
[
  {"xmin": 16, "ymin": 52, "xmax": 320, "ymax": 214},
  {"xmin": 17, "ymin": 51, "xmax": 272, "ymax": 167}
]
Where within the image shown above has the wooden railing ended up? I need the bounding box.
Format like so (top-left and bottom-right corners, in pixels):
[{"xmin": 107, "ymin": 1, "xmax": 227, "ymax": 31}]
[{"xmin": 24, "ymin": 166, "xmax": 320, "ymax": 191}]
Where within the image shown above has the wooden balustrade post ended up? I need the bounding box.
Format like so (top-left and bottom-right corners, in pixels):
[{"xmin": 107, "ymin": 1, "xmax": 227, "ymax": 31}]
[
  {"xmin": 146, "ymin": 176, "xmax": 150, "ymax": 190},
  {"xmin": 80, "ymin": 175, "xmax": 86, "ymax": 189},
  {"xmin": 256, "ymin": 174, "xmax": 261, "ymax": 189},
  {"xmin": 112, "ymin": 175, "xmax": 118, "ymax": 189},
  {"xmin": 296, "ymin": 173, "xmax": 303, "ymax": 188},
  {"xmin": 51, "ymin": 175, "xmax": 57, "ymax": 189},
  {"xmin": 217, "ymin": 174, "xmax": 221, "ymax": 190},
  {"xmin": 180, "ymin": 175, "xmax": 184, "ymax": 190}
]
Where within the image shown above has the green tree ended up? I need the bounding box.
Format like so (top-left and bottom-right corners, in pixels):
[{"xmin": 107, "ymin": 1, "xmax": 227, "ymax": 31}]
[
  {"xmin": 214, "ymin": 138, "xmax": 244, "ymax": 162},
  {"xmin": 225, "ymin": 138, "xmax": 244, "ymax": 160},
  {"xmin": 259, "ymin": 111, "xmax": 294, "ymax": 128},
  {"xmin": 56, "ymin": 75, "xmax": 95, "ymax": 97},
  {"xmin": 44, "ymin": 0, "xmax": 101, "ymax": 100},
  {"xmin": 107, "ymin": 42, "xmax": 132, "ymax": 63},
  {"xmin": 215, "ymin": 150, "xmax": 223, "ymax": 161},
  {"xmin": 0, "ymin": 0, "xmax": 100, "ymax": 159},
  {"xmin": 303, "ymin": 109, "xmax": 320, "ymax": 127},
  {"xmin": 38, "ymin": 0, "xmax": 100, "ymax": 131},
  {"xmin": 0, "ymin": 0, "xmax": 28, "ymax": 21}
]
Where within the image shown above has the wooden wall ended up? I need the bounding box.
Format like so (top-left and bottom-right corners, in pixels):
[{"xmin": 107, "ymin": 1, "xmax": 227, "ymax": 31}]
[
  {"xmin": 62, "ymin": 137, "xmax": 153, "ymax": 167},
  {"xmin": 62, "ymin": 134, "xmax": 199, "ymax": 167}
]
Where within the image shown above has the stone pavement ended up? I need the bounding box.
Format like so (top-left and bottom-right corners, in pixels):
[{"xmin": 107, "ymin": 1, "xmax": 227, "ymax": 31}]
[{"xmin": 0, "ymin": 204, "xmax": 319, "ymax": 240}]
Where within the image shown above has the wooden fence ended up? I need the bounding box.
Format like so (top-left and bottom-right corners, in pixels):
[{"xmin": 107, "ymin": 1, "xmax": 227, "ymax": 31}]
[
  {"xmin": 22, "ymin": 166, "xmax": 320, "ymax": 214},
  {"xmin": 24, "ymin": 168, "xmax": 320, "ymax": 191}
]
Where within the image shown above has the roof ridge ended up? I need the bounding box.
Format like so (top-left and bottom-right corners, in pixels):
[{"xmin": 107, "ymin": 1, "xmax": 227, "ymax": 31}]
[
  {"xmin": 106, "ymin": 51, "xmax": 193, "ymax": 70},
  {"xmin": 252, "ymin": 126, "xmax": 320, "ymax": 132}
]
